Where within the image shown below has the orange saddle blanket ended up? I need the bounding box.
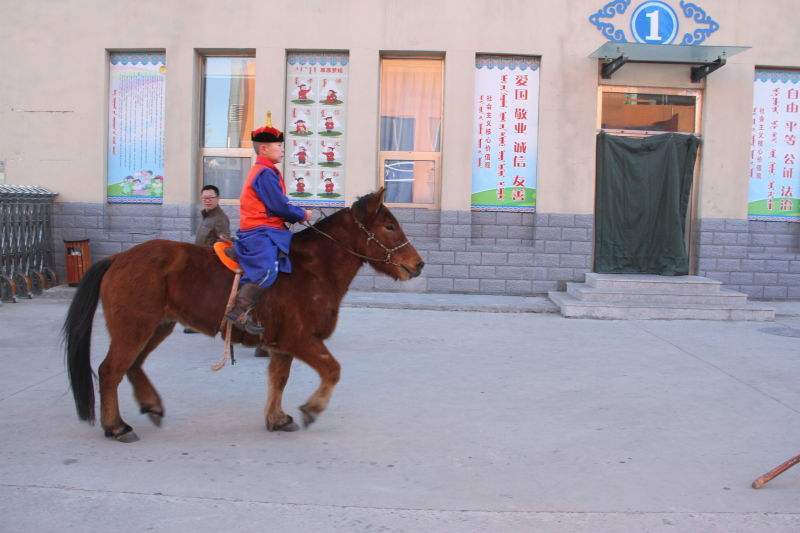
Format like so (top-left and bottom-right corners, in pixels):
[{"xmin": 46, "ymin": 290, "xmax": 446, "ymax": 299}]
[{"xmin": 213, "ymin": 241, "xmax": 241, "ymax": 273}]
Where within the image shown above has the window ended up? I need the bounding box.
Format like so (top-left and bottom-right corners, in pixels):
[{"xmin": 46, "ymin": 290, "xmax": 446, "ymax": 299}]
[
  {"xmin": 379, "ymin": 57, "xmax": 443, "ymax": 206},
  {"xmin": 598, "ymin": 86, "xmax": 701, "ymax": 136},
  {"xmin": 200, "ymin": 55, "xmax": 256, "ymax": 199}
]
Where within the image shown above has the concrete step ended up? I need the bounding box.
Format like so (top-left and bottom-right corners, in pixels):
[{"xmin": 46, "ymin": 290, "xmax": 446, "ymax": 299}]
[
  {"xmin": 585, "ymin": 273, "xmax": 723, "ymax": 294},
  {"xmin": 566, "ymin": 282, "xmax": 749, "ymax": 306},
  {"xmin": 548, "ymin": 291, "xmax": 775, "ymax": 321}
]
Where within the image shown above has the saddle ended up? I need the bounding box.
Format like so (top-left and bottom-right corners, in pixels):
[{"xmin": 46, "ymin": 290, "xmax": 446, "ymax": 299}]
[{"xmin": 213, "ymin": 241, "xmax": 241, "ymax": 273}]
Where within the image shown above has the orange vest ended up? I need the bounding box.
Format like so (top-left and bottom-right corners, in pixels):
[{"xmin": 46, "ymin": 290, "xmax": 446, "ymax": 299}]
[{"xmin": 239, "ymin": 156, "xmax": 288, "ymax": 231}]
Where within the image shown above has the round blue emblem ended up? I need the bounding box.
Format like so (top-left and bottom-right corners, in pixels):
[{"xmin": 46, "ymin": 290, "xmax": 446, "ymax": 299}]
[{"xmin": 630, "ymin": 1, "xmax": 679, "ymax": 45}]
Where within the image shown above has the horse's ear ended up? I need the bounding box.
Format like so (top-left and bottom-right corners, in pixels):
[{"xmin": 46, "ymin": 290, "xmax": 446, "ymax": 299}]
[
  {"xmin": 351, "ymin": 187, "xmax": 386, "ymax": 221},
  {"xmin": 351, "ymin": 194, "xmax": 368, "ymax": 221}
]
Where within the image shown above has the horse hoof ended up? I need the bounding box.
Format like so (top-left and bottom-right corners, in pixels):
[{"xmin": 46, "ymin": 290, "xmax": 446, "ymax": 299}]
[
  {"xmin": 116, "ymin": 430, "xmax": 140, "ymax": 443},
  {"xmin": 299, "ymin": 405, "xmax": 316, "ymax": 428},
  {"xmin": 105, "ymin": 425, "xmax": 139, "ymax": 443},
  {"xmin": 141, "ymin": 407, "xmax": 164, "ymax": 427},
  {"xmin": 267, "ymin": 415, "xmax": 299, "ymax": 432}
]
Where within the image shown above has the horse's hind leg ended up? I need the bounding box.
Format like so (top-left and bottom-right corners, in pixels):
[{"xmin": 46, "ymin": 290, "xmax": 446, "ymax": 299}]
[
  {"xmin": 99, "ymin": 322, "xmax": 159, "ymax": 443},
  {"xmin": 127, "ymin": 321, "xmax": 175, "ymax": 427},
  {"xmin": 286, "ymin": 340, "xmax": 340, "ymax": 428},
  {"xmin": 264, "ymin": 350, "xmax": 298, "ymax": 432}
]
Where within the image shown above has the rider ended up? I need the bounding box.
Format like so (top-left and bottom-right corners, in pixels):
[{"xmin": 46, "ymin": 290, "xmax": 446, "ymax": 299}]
[{"xmin": 225, "ymin": 119, "xmax": 312, "ymax": 334}]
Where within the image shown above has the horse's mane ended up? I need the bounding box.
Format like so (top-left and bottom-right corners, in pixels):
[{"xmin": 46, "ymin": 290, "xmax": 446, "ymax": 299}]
[
  {"xmin": 293, "ymin": 205, "xmax": 351, "ymax": 243},
  {"xmin": 293, "ymin": 191, "xmax": 379, "ymax": 243}
]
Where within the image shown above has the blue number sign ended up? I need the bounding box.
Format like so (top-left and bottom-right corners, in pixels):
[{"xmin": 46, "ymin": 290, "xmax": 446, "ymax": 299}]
[
  {"xmin": 589, "ymin": 1, "xmax": 720, "ymax": 45},
  {"xmin": 630, "ymin": 1, "xmax": 679, "ymax": 44}
]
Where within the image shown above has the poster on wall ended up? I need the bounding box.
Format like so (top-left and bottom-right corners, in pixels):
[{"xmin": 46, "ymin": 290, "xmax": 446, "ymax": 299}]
[
  {"xmin": 748, "ymin": 69, "xmax": 800, "ymax": 222},
  {"xmin": 285, "ymin": 52, "xmax": 348, "ymax": 206},
  {"xmin": 471, "ymin": 55, "xmax": 539, "ymax": 212},
  {"xmin": 107, "ymin": 52, "xmax": 166, "ymax": 204}
]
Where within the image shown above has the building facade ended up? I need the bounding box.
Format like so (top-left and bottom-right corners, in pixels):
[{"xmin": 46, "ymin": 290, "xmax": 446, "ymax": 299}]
[{"xmin": 2, "ymin": 0, "xmax": 799, "ymax": 298}]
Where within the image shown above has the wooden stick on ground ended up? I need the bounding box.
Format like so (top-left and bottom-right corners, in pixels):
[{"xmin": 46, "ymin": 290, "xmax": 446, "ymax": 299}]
[{"xmin": 752, "ymin": 453, "xmax": 800, "ymax": 489}]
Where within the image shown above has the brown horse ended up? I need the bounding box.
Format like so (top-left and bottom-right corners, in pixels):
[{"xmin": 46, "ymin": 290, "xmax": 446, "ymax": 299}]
[{"xmin": 63, "ymin": 189, "xmax": 423, "ymax": 442}]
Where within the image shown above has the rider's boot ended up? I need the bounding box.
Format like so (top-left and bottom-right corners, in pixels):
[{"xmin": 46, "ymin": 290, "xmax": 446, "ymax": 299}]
[{"xmin": 225, "ymin": 283, "xmax": 266, "ymax": 335}]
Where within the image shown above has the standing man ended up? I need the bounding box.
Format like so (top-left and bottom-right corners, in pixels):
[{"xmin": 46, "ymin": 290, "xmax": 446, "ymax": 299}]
[
  {"xmin": 195, "ymin": 185, "xmax": 231, "ymax": 247},
  {"xmin": 185, "ymin": 185, "xmax": 231, "ymax": 334}
]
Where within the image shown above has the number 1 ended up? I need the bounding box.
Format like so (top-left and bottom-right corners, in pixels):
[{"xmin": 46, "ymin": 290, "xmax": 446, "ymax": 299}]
[{"xmin": 646, "ymin": 10, "xmax": 660, "ymax": 41}]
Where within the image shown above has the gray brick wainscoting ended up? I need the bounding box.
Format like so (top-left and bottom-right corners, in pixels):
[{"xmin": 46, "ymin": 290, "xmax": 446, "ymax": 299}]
[
  {"xmin": 695, "ymin": 219, "xmax": 800, "ymax": 300},
  {"xmin": 52, "ymin": 202, "xmax": 242, "ymax": 277},
  {"xmin": 351, "ymin": 210, "xmax": 594, "ymax": 295},
  {"xmin": 50, "ymin": 203, "xmax": 595, "ymax": 297},
  {"xmin": 50, "ymin": 205, "xmax": 800, "ymax": 299}
]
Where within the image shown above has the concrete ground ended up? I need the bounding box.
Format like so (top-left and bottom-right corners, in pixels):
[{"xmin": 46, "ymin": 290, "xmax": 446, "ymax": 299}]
[{"xmin": 1, "ymin": 289, "xmax": 800, "ymax": 532}]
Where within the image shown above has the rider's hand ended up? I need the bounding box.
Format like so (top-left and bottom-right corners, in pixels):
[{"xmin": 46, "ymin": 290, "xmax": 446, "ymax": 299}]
[{"xmin": 303, "ymin": 209, "xmax": 313, "ymax": 222}]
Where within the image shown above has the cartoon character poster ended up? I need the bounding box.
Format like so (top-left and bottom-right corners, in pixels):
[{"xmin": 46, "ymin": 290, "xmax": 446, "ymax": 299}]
[
  {"xmin": 288, "ymin": 167, "xmax": 315, "ymax": 199},
  {"xmin": 318, "ymin": 170, "xmax": 342, "ymax": 199},
  {"xmin": 318, "ymin": 108, "xmax": 344, "ymax": 137},
  {"xmin": 288, "ymin": 138, "xmax": 313, "ymax": 167},
  {"xmin": 107, "ymin": 52, "xmax": 166, "ymax": 204},
  {"xmin": 290, "ymin": 76, "xmax": 315, "ymax": 105},
  {"xmin": 284, "ymin": 53, "xmax": 349, "ymax": 207},
  {"xmin": 288, "ymin": 106, "xmax": 314, "ymax": 137},
  {"xmin": 318, "ymin": 139, "xmax": 343, "ymax": 167},
  {"xmin": 319, "ymin": 77, "xmax": 346, "ymax": 106}
]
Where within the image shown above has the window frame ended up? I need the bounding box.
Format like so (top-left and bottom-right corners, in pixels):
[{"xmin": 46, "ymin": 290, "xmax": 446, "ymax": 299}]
[
  {"xmin": 377, "ymin": 55, "xmax": 445, "ymax": 209},
  {"xmin": 197, "ymin": 51, "xmax": 256, "ymax": 204},
  {"xmin": 596, "ymin": 85, "xmax": 703, "ymax": 138},
  {"xmin": 379, "ymin": 151, "xmax": 442, "ymax": 207}
]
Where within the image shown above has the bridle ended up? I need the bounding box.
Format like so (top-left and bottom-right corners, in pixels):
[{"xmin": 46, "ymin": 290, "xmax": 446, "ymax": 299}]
[{"xmin": 301, "ymin": 207, "xmax": 411, "ymax": 268}]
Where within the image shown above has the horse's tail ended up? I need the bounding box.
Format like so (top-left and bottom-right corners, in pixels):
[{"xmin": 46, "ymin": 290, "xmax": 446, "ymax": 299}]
[{"xmin": 63, "ymin": 257, "xmax": 114, "ymax": 424}]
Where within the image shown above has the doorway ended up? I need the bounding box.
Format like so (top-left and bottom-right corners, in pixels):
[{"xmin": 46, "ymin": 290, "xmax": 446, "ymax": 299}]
[{"xmin": 595, "ymin": 86, "xmax": 703, "ymax": 274}]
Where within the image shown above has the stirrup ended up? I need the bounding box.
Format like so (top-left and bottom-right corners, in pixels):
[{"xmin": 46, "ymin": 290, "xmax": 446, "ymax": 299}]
[{"xmin": 226, "ymin": 309, "xmax": 264, "ymax": 335}]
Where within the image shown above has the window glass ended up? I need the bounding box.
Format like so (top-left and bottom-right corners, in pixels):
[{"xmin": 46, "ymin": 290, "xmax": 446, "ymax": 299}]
[
  {"xmin": 200, "ymin": 55, "xmax": 255, "ymax": 200},
  {"xmin": 601, "ymin": 92, "xmax": 696, "ymax": 133},
  {"xmin": 384, "ymin": 159, "xmax": 436, "ymax": 204},
  {"xmin": 202, "ymin": 156, "xmax": 251, "ymax": 199},
  {"xmin": 203, "ymin": 57, "xmax": 256, "ymax": 148},
  {"xmin": 379, "ymin": 58, "xmax": 443, "ymax": 205}
]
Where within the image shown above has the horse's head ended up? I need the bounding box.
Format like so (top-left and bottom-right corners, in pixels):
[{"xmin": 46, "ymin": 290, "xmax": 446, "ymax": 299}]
[{"xmin": 350, "ymin": 188, "xmax": 424, "ymax": 280}]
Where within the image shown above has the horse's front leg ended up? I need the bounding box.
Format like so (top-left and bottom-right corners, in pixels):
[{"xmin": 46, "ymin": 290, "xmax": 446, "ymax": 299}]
[
  {"xmin": 264, "ymin": 350, "xmax": 299, "ymax": 432},
  {"xmin": 291, "ymin": 340, "xmax": 340, "ymax": 428}
]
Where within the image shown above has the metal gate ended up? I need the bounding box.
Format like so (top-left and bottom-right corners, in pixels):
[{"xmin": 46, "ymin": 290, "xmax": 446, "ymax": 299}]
[{"xmin": 0, "ymin": 185, "xmax": 59, "ymax": 302}]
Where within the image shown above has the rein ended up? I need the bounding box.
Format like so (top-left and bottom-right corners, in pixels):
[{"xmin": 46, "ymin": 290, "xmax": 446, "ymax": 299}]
[
  {"xmin": 300, "ymin": 208, "xmax": 410, "ymax": 267},
  {"xmin": 212, "ymin": 206, "xmax": 408, "ymax": 372}
]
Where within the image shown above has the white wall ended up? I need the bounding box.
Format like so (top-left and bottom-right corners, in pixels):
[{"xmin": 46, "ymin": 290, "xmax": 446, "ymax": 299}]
[{"xmin": 1, "ymin": 0, "xmax": 798, "ymax": 218}]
